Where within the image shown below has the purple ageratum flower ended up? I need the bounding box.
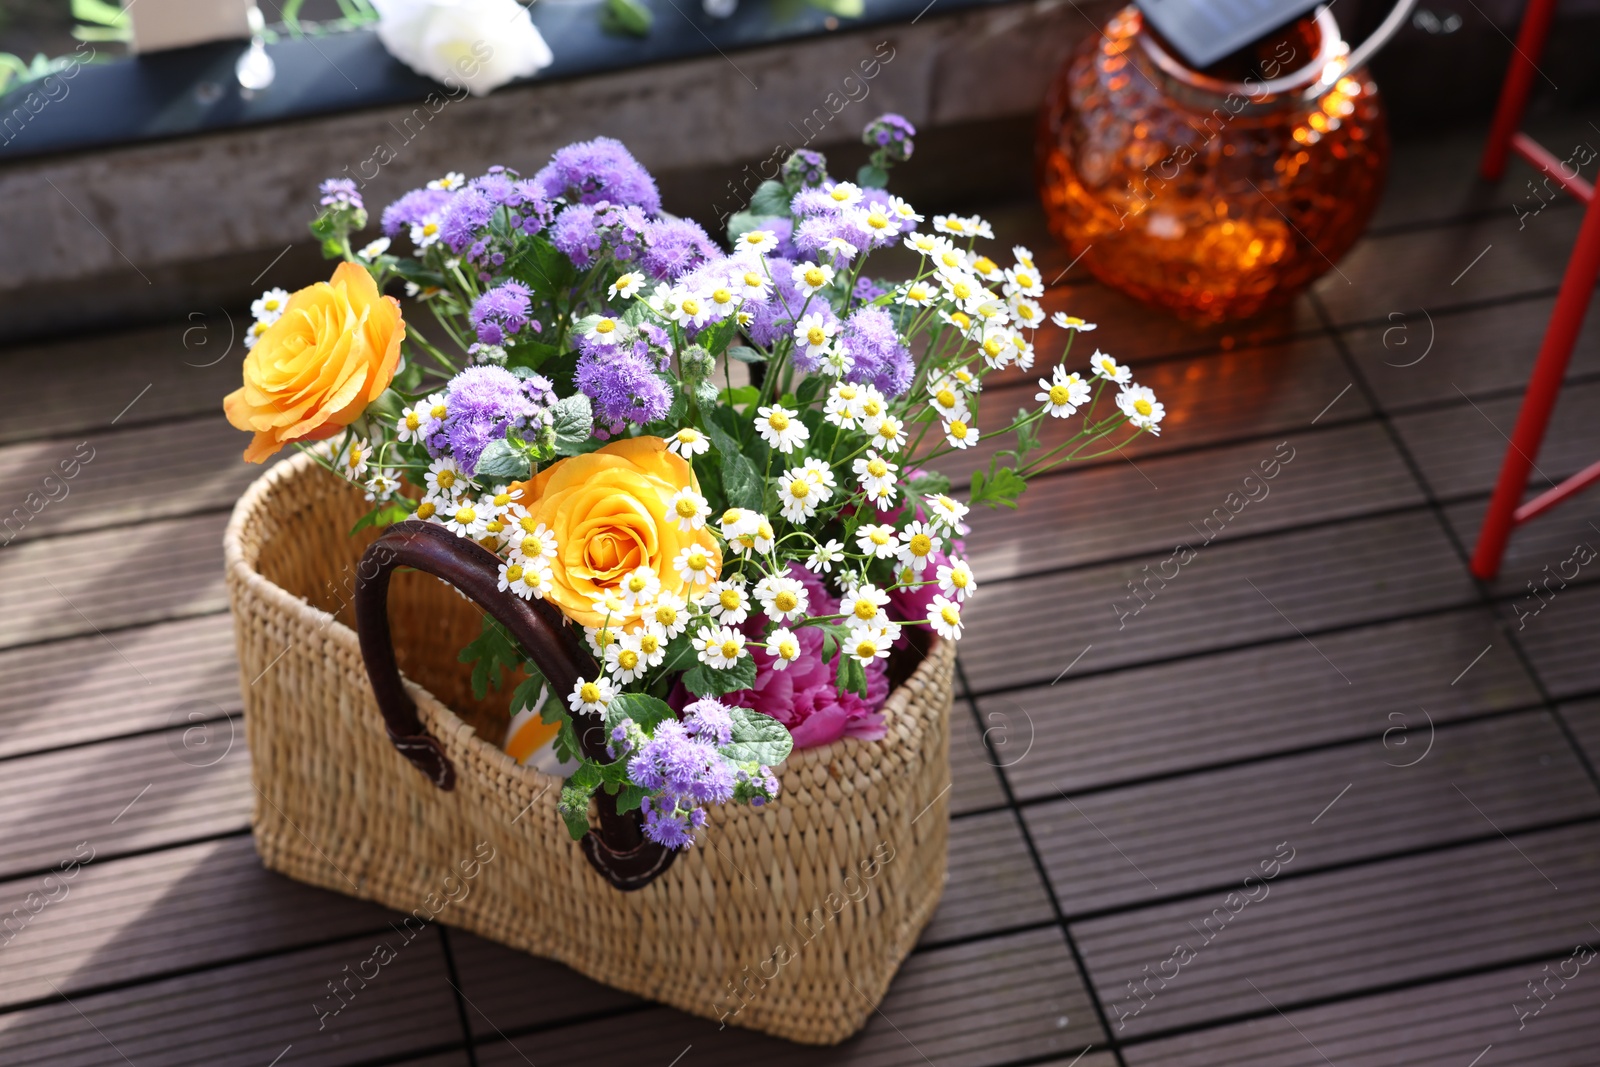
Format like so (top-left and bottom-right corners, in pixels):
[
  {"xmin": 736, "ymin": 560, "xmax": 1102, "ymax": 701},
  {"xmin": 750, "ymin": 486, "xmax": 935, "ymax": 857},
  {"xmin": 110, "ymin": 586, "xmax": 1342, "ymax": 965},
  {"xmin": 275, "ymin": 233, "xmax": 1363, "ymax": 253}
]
[
  {"xmin": 381, "ymin": 187, "xmax": 452, "ymax": 238},
  {"xmin": 551, "ymin": 201, "xmax": 649, "ymax": 269},
  {"xmin": 744, "ymin": 257, "xmax": 810, "ymax": 349},
  {"xmin": 319, "ymin": 178, "xmax": 363, "ymax": 212},
  {"xmin": 790, "ymin": 187, "xmax": 840, "ymax": 218},
  {"xmin": 534, "ymin": 136, "xmax": 661, "ymax": 214},
  {"xmin": 683, "ymin": 698, "xmax": 735, "ymax": 747},
  {"xmin": 440, "ymin": 187, "xmax": 498, "ymax": 256},
  {"xmin": 574, "ymin": 342, "xmax": 672, "ymax": 434},
  {"xmin": 854, "ymin": 275, "xmax": 888, "ymax": 304},
  {"xmin": 862, "ymin": 113, "xmax": 916, "ymax": 162},
  {"xmin": 795, "ymin": 213, "xmax": 875, "ymax": 261},
  {"xmin": 840, "ymin": 305, "xmax": 915, "ymax": 397},
  {"xmin": 781, "ymin": 148, "xmax": 828, "ymax": 192},
  {"xmin": 438, "ymin": 365, "xmax": 546, "ymax": 475},
  {"xmin": 641, "ymin": 216, "xmax": 719, "ymax": 281},
  {"xmin": 469, "ymin": 281, "xmax": 534, "ymax": 347}
]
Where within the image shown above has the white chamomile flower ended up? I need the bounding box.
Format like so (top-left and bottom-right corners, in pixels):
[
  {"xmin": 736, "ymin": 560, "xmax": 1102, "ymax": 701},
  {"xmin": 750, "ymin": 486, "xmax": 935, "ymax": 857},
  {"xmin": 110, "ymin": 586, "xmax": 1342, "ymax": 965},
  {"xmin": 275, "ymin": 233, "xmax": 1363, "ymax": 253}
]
[
  {"xmin": 952, "ymin": 365, "xmax": 980, "ymax": 393},
  {"xmin": 1038, "ymin": 366, "xmax": 1091, "ymax": 417},
  {"xmin": 738, "ymin": 517, "xmax": 777, "ymax": 556},
  {"xmin": 646, "ymin": 284, "xmax": 679, "ymax": 319},
  {"xmin": 927, "ymin": 378, "xmax": 969, "ymax": 421},
  {"xmin": 609, "ymin": 271, "xmax": 646, "ymax": 300},
  {"xmin": 738, "ymin": 229, "xmax": 779, "ymax": 253},
  {"xmin": 585, "ymin": 316, "xmax": 625, "ymax": 346},
  {"xmin": 798, "ymin": 458, "xmax": 836, "ymax": 494},
  {"xmin": 764, "ymin": 627, "xmax": 802, "ymax": 670},
  {"xmin": 755, "ymin": 404, "xmax": 809, "ymax": 453},
  {"xmin": 364, "ymin": 470, "xmax": 400, "ymax": 501},
  {"xmin": 932, "ymin": 214, "xmax": 973, "ymax": 238},
  {"xmin": 868, "ymin": 414, "xmax": 907, "ymax": 453},
  {"xmin": 585, "ymin": 621, "xmax": 623, "ymax": 657},
  {"xmin": 754, "ymin": 574, "xmax": 809, "ymax": 623},
  {"xmin": 806, "ymin": 539, "xmax": 846, "ymax": 573},
  {"xmin": 968, "ymin": 253, "xmax": 1005, "ymax": 284},
  {"xmin": 853, "ymin": 450, "xmax": 898, "ymax": 496},
  {"xmin": 424, "ymin": 457, "xmax": 464, "ymax": 498},
  {"xmin": 821, "ymin": 236, "xmax": 859, "ymax": 260},
  {"xmin": 718, "ymin": 508, "xmax": 761, "ymax": 541},
  {"xmin": 898, "ymin": 280, "xmax": 938, "ymax": 308},
  {"xmin": 427, "ymin": 171, "xmax": 466, "ymax": 191},
  {"xmin": 413, "ymin": 499, "xmax": 441, "ymax": 524},
  {"xmin": 252, "ymin": 287, "xmax": 291, "ymax": 324},
  {"xmin": 1011, "ymin": 331, "xmax": 1037, "ymax": 371},
  {"xmin": 605, "ymin": 638, "xmax": 651, "ymax": 684},
  {"xmin": 971, "ymin": 297, "xmax": 1010, "ymax": 326},
  {"xmin": 673, "ymin": 543, "xmax": 719, "ymax": 588},
  {"xmin": 735, "ymin": 262, "xmax": 771, "ymax": 301},
  {"xmin": 979, "ymin": 326, "xmax": 1015, "ymax": 369},
  {"xmin": 441, "ymin": 499, "xmax": 488, "ymax": 538},
  {"xmin": 420, "ymin": 392, "xmax": 449, "ymax": 430},
  {"xmin": 944, "ymin": 416, "xmax": 980, "ymax": 450},
  {"xmin": 939, "ymin": 270, "xmax": 983, "ymax": 307},
  {"xmin": 706, "ymin": 281, "xmax": 740, "ymax": 319},
  {"xmin": 336, "ymin": 438, "xmax": 371, "ymax": 481},
  {"xmin": 777, "ymin": 468, "xmax": 822, "ymax": 522},
  {"xmin": 821, "ymin": 346, "xmax": 854, "ymax": 377},
  {"xmin": 855, "ymin": 385, "xmax": 890, "ymax": 433},
  {"xmin": 927, "ymin": 494, "xmax": 970, "ymax": 531},
  {"xmin": 568, "ymin": 675, "xmax": 616, "ymax": 717},
  {"xmin": 668, "ymin": 487, "xmax": 710, "ymax": 531},
  {"xmin": 700, "ymin": 578, "xmax": 751, "ymax": 625},
  {"xmin": 509, "ymin": 518, "xmax": 558, "ymax": 563},
  {"xmin": 1049, "ymin": 311, "xmax": 1096, "ymax": 332},
  {"xmin": 903, "ymin": 231, "xmax": 941, "ymax": 256},
  {"xmin": 695, "ymin": 625, "xmax": 746, "ymax": 670},
  {"xmin": 396, "ymin": 405, "xmax": 427, "ymax": 444},
  {"xmin": 671, "ymin": 289, "xmax": 710, "ymax": 329},
  {"xmin": 937, "ymin": 557, "xmax": 977, "ymax": 602},
  {"xmin": 825, "ymin": 381, "xmax": 863, "ymax": 429},
  {"xmin": 865, "ymin": 482, "xmax": 898, "ymax": 511},
  {"xmin": 632, "ymin": 627, "xmax": 667, "ymax": 668},
  {"xmin": 1010, "ymin": 296, "xmax": 1046, "ymax": 330},
  {"xmin": 842, "ymin": 583, "xmax": 891, "ymax": 626},
  {"xmin": 1013, "ymin": 245, "xmax": 1037, "ymax": 271},
  {"xmin": 888, "ymin": 195, "xmax": 924, "ymax": 223},
  {"xmin": 822, "ymin": 180, "xmax": 864, "ymax": 208},
  {"xmin": 856, "ymin": 522, "xmax": 899, "ymax": 559},
  {"xmin": 354, "ymin": 237, "xmax": 392, "ymax": 263},
  {"xmin": 897, "ymin": 520, "xmax": 941, "ymax": 574},
  {"xmin": 244, "ymin": 319, "xmax": 271, "ymax": 349},
  {"xmin": 617, "ymin": 566, "xmax": 661, "ymax": 611},
  {"xmin": 791, "ymin": 261, "xmax": 835, "ymax": 297},
  {"xmin": 1118, "ymin": 385, "xmax": 1166, "ymax": 434},
  {"xmin": 1090, "ymin": 349, "xmax": 1132, "ymax": 384},
  {"xmin": 926, "ymin": 595, "xmax": 965, "ymax": 640},
  {"xmin": 666, "ymin": 426, "xmax": 710, "ymax": 458},
  {"xmin": 498, "ymin": 558, "xmax": 547, "ymax": 598},
  {"xmin": 938, "ymin": 309, "xmax": 979, "ymax": 339},
  {"xmin": 1004, "ymin": 264, "xmax": 1044, "ymax": 298},
  {"xmin": 647, "ymin": 591, "xmax": 689, "ymax": 639},
  {"xmin": 411, "ymin": 214, "xmax": 443, "ymax": 249},
  {"xmin": 844, "ymin": 623, "xmax": 895, "ymax": 666},
  {"xmin": 793, "ymin": 312, "xmax": 838, "ymax": 361}
]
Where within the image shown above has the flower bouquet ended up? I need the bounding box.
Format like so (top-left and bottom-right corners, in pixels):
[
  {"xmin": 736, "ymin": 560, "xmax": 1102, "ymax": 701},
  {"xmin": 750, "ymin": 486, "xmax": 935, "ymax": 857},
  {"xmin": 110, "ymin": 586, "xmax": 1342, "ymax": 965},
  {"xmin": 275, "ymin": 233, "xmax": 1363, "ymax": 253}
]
[{"xmin": 221, "ymin": 114, "xmax": 1163, "ymax": 1038}]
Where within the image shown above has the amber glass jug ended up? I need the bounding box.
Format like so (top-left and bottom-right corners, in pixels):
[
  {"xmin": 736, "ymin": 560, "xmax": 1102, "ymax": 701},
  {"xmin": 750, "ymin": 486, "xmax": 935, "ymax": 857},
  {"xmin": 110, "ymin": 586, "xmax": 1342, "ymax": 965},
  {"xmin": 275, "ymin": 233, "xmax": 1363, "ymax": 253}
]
[{"xmin": 1037, "ymin": 5, "xmax": 1389, "ymax": 321}]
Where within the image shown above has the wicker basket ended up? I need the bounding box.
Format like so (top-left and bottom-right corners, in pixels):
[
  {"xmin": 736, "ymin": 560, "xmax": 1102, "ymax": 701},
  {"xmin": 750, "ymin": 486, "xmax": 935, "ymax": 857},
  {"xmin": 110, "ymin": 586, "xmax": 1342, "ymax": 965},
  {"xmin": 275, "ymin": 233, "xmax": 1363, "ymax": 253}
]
[{"xmin": 223, "ymin": 453, "xmax": 954, "ymax": 1044}]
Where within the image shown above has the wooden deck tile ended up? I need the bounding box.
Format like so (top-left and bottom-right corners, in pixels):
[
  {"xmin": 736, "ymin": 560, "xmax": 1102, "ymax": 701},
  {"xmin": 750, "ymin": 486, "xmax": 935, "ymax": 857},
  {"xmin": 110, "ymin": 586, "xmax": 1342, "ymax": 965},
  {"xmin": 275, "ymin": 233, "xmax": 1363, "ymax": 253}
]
[
  {"xmin": 446, "ymin": 931, "xmax": 640, "ymax": 1039},
  {"xmin": 1560, "ymin": 699, "xmax": 1600, "ymax": 770},
  {"xmin": 1072, "ymin": 823, "xmax": 1600, "ymax": 1040},
  {"xmin": 987, "ymin": 607, "xmax": 1537, "ymax": 798},
  {"xmin": 1508, "ymin": 582, "xmax": 1600, "ymax": 698},
  {"xmin": 948, "ymin": 700, "xmax": 1008, "ymax": 815},
  {"xmin": 922, "ymin": 810, "xmax": 1055, "ymax": 944},
  {"xmin": 1441, "ymin": 490, "xmax": 1600, "ymax": 599},
  {"xmin": 959, "ymin": 509, "xmax": 1476, "ymax": 695},
  {"xmin": 0, "ymin": 613, "xmax": 238, "ymax": 759},
  {"xmin": 1026, "ymin": 711, "xmax": 1597, "ymax": 917}
]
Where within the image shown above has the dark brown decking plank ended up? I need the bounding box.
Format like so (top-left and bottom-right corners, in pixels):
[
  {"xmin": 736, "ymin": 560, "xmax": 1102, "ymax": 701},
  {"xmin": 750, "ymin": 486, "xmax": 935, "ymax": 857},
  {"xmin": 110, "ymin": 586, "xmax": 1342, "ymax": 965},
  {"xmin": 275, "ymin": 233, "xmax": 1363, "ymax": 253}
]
[
  {"xmin": 964, "ymin": 422, "xmax": 1420, "ymax": 582},
  {"xmin": 921, "ymin": 809, "xmax": 1055, "ymax": 944},
  {"xmin": 0, "ymin": 836, "xmax": 397, "ymax": 1009},
  {"xmin": 0, "ymin": 613, "xmax": 238, "ymax": 759},
  {"xmin": 931, "ymin": 333, "xmax": 1361, "ymax": 486},
  {"xmin": 0, "ymin": 930, "xmax": 464, "ymax": 1067},
  {"xmin": 446, "ymin": 930, "xmax": 640, "ymax": 1039},
  {"xmin": 987, "ymin": 606, "xmax": 1536, "ymax": 798},
  {"xmin": 1392, "ymin": 378, "xmax": 1600, "ymax": 501},
  {"xmin": 1561, "ymin": 699, "xmax": 1600, "ymax": 770},
  {"xmin": 948, "ymin": 700, "xmax": 1008, "ymax": 814},
  {"xmin": 0, "ymin": 724, "xmax": 251, "ymax": 881},
  {"xmin": 1124, "ymin": 950, "xmax": 1600, "ymax": 1066},
  {"xmin": 1072, "ymin": 823, "xmax": 1600, "ymax": 1040},
  {"xmin": 959, "ymin": 509, "xmax": 1476, "ymax": 695},
  {"xmin": 1342, "ymin": 290, "xmax": 1600, "ymax": 414},
  {"xmin": 0, "ymin": 323, "xmax": 243, "ymax": 447},
  {"xmin": 1025, "ymin": 711, "xmax": 1596, "ymax": 918},
  {"xmin": 0, "ymin": 512, "xmax": 229, "ymax": 650},
  {"xmin": 0, "ymin": 415, "xmax": 264, "ymax": 545},
  {"xmin": 1442, "ymin": 491, "xmax": 1600, "ymax": 599},
  {"xmin": 1313, "ymin": 206, "xmax": 1589, "ymax": 326},
  {"xmin": 474, "ymin": 927, "xmax": 1104, "ymax": 1067},
  {"xmin": 1508, "ymin": 582, "xmax": 1600, "ymax": 699}
]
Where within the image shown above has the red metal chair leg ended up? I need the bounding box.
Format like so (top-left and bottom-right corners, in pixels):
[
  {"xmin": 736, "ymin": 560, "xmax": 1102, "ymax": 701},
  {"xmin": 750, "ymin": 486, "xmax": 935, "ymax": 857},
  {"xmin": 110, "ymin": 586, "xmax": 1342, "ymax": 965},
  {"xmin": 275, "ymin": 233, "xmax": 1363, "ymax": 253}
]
[
  {"xmin": 1471, "ymin": 189, "xmax": 1600, "ymax": 579},
  {"xmin": 1480, "ymin": 0, "xmax": 1559, "ymax": 181}
]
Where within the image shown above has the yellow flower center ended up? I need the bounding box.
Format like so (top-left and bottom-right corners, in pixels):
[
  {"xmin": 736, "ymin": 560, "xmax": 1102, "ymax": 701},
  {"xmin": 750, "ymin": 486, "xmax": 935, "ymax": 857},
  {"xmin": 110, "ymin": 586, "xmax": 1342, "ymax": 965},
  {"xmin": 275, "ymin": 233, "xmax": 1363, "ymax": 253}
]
[
  {"xmin": 493, "ymin": 492, "xmax": 511, "ymax": 507},
  {"xmin": 744, "ymin": 271, "xmax": 762, "ymax": 287},
  {"xmin": 973, "ymin": 256, "xmax": 997, "ymax": 275},
  {"xmin": 455, "ymin": 506, "xmax": 477, "ymax": 524},
  {"xmin": 862, "ymin": 399, "xmax": 883, "ymax": 417},
  {"xmin": 767, "ymin": 411, "xmax": 790, "ymax": 431},
  {"xmin": 679, "ymin": 429, "xmax": 700, "ymax": 443},
  {"xmin": 909, "ymin": 534, "xmax": 932, "ymax": 557},
  {"xmin": 596, "ymin": 319, "xmax": 616, "ymax": 334},
  {"xmin": 854, "ymin": 601, "xmax": 878, "ymax": 621},
  {"xmin": 941, "ymin": 605, "xmax": 960, "ymax": 625},
  {"xmin": 1135, "ymin": 398, "xmax": 1154, "ymax": 416},
  {"xmin": 955, "ymin": 369, "xmax": 973, "ymax": 384},
  {"xmin": 655, "ymin": 605, "xmax": 678, "ymax": 625},
  {"xmin": 404, "ymin": 412, "xmax": 420, "ymax": 430},
  {"xmin": 867, "ymin": 459, "xmax": 888, "ymax": 478},
  {"xmin": 983, "ymin": 337, "xmax": 1004, "ymax": 357},
  {"xmin": 346, "ymin": 448, "xmax": 363, "ymax": 468},
  {"xmin": 829, "ymin": 187, "xmax": 851, "ymax": 202},
  {"xmin": 579, "ymin": 682, "xmax": 601, "ymax": 703},
  {"xmin": 485, "ymin": 520, "xmax": 503, "ymax": 534},
  {"xmin": 430, "ymin": 403, "xmax": 448, "ymax": 419},
  {"xmin": 519, "ymin": 515, "xmax": 540, "ymax": 533},
  {"xmin": 504, "ymin": 563, "xmax": 524, "ymax": 582},
  {"xmin": 877, "ymin": 423, "xmax": 898, "ymax": 440},
  {"xmin": 618, "ymin": 649, "xmax": 640, "ymax": 670},
  {"xmin": 713, "ymin": 288, "xmax": 733, "ymax": 305},
  {"xmin": 687, "ymin": 551, "xmax": 708, "ymax": 571},
  {"xmin": 416, "ymin": 501, "xmax": 436, "ymax": 520},
  {"xmin": 675, "ymin": 498, "xmax": 698, "ymax": 518},
  {"xmin": 803, "ymin": 268, "xmax": 826, "ymax": 288},
  {"xmin": 952, "ymin": 569, "xmax": 970, "ymax": 588},
  {"xmin": 1050, "ymin": 385, "xmax": 1072, "ymax": 405},
  {"xmin": 436, "ymin": 470, "xmax": 456, "ymax": 489},
  {"xmin": 870, "ymin": 530, "xmax": 890, "ymax": 545},
  {"xmin": 639, "ymin": 633, "xmax": 661, "ymax": 654},
  {"xmin": 908, "ymin": 285, "xmax": 929, "ymax": 301},
  {"xmin": 264, "ymin": 298, "xmax": 281, "ymax": 311},
  {"xmin": 1016, "ymin": 271, "xmax": 1035, "ymax": 287},
  {"xmin": 774, "ymin": 590, "xmax": 798, "ymax": 612},
  {"xmin": 855, "ymin": 638, "xmax": 878, "ymax": 657},
  {"xmin": 951, "ymin": 281, "xmax": 973, "ymax": 300},
  {"xmin": 721, "ymin": 639, "xmax": 742, "ymax": 659},
  {"xmin": 946, "ymin": 219, "xmax": 966, "ymax": 233},
  {"xmin": 720, "ymin": 589, "xmax": 742, "ymax": 610},
  {"xmin": 937, "ymin": 388, "xmax": 956, "ymax": 408},
  {"xmin": 628, "ymin": 575, "xmax": 649, "ymax": 592},
  {"xmin": 807, "ymin": 326, "xmax": 827, "ymax": 346},
  {"xmin": 867, "ymin": 213, "xmax": 890, "ymax": 230},
  {"xmin": 1018, "ymin": 304, "xmax": 1038, "ymax": 322},
  {"xmin": 950, "ymin": 311, "xmax": 971, "ymax": 330},
  {"xmin": 777, "ymin": 639, "xmax": 799, "ymax": 660},
  {"xmin": 838, "ymin": 384, "xmax": 858, "ymax": 400},
  {"xmin": 950, "ymin": 420, "xmax": 970, "ymax": 439},
  {"xmin": 789, "ymin": 480, "xmax": 809, "ymax": 498},
  {"xmin": 681, "ymin": 298, "xmax": 701, "ymax": 315},
  {"xmin": 421, "ymin": 222, "xmax": 439, "ymax": 237},
  {"xmin": 1065, "ymin": 316, "xmax": 1084, "ymax": 326}
]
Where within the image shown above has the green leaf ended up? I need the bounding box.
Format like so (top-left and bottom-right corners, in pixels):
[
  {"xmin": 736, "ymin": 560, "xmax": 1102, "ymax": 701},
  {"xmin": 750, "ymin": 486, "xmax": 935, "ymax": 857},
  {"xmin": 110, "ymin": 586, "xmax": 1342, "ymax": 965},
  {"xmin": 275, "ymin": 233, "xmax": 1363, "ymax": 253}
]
[
  {"xmin": 608, "ymin": 693, "xmax": 676, "ymax": 733},
  {"xmin": 614, "ymin": 783, "xmax": 651, "ymax": 815},
  {"xmin": 808, "ymin": 0, "xmax": 864, "ymax": 16},
  {"xmin": 474, "ymin": 438, "xmax": 532, "ymax": 482},
  {"xmin": 720, "ymin": 707, "xmax": 794, "ymax": 766},
  {"xmin": 908, "ymin": 470, "xmax": 952, "ymax": 496},
  {"xmin": 749, "ymin": 180, "xmax": 792, "ymax": 218},
  {"xmin": 507, "ymin": 234, "xmax": 578, "ymax": 293},
  {"xmin": 699, "ymin": 316, "xmax": 741, "ymax": 356},
  {"xmin": 706, "ymin": 417, "xmax": 764, "ymax": 511},
  {"xmin": 458, "ymin": 615, "xmax": 524, "ymax": 700},
  {"xmin": 727, "ymin": 345, "xmax": 766, "ymax": 364},
  {"xmin": 796, "ymin": 375, "xmax": 826, "ymax": 406},
  {"xmin": 1013, "ymin": 409, "xmax": 1042, "ymax": 459},
  {"xmin": 510, "ymin": 667, "xmax": 548, "ymax": 718},
  {"xmin": 550, "ymin": 394, "xmax": 594, "ymax": 456},
  {"xmin": 835, "ymin": 655, "xmax": 868, "ymax": 697},
  {"xmin": 717, "ymin": 385, "xmax": 761, "ymax": 411},
  {"xmin": 969, "ymin": 465, "xmax": 1028, "ymax": 509},
  {"xmin": 348, "ymin": 498, "xmax": 411, "ymax": 536},
  {"xmin": 683, "ymin": 655, "xmax": 758, "ymax": 697},
  {"xmin": 600, "ymin": 0, "xmax": 653, "ymax": 35},
  {"xmin": 504, "ymin": 338, "xmax": 562, "ymax": 370},
  {"xmin": 856, "ymin": 163, "xmax": 890, "ymax": 189},
  {"xmin": 727, "ymin": 211, "xmax": 787, "ymax": 247},
  {"xmin": 655, "ymin": 631, "xmax": 699, "ymax": 678}
]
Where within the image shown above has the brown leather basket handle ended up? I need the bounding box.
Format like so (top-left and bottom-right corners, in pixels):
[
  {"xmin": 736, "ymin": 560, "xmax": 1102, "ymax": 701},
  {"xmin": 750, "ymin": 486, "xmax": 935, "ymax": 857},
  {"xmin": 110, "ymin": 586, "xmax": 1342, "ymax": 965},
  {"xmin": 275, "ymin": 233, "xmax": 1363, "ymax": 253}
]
[{"xmin": 353, "ymin": 520, "xmax": 676, "ymax": 890}]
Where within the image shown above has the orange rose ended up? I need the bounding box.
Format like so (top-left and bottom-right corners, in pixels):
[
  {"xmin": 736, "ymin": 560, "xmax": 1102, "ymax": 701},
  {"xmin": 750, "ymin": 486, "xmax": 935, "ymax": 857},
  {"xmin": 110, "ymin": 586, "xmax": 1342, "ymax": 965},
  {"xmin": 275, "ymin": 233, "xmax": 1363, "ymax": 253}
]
[
  {"xmin": 508, "ymin": 437, "xmax": 720, "ymax": 630},
  {"xmin": 224, "ymin": 261, "xmax": 404, "ymax": 463}
]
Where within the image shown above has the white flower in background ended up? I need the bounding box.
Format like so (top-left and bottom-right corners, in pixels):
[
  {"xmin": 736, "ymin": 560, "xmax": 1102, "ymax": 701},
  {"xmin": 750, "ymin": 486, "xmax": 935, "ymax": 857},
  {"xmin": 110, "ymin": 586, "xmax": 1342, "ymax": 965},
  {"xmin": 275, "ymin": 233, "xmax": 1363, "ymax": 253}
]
[
  {"xmin": 805, "ymin": 539, "xmax": 845, "ymax": 573},
  {"xmin": 1010, "ymin": 296, "xmax": 1045, "ymax": 330},
  {"xmin": 937, "ymin": 557, "xmax": 976, "ymax": 602},
  {"xmin": 427, "ymin": 171, "xmax": 467, "ymax": 190},
  {"xmin": 1037, "ymin": 365, "xmax": 1091, "ymax": 418},
  {"xmin": 251, "ymin": 287, "xmax": 291, "ymax": 324},
  {"xmin": 700, "ymin": 578, "xmax": 751, "ymax": 625},
  {"xmin": 358, "ymin": 237, "xmax": 392, "ymax": 261},
  {"xmin": 968, "ymin": 252, "xmax": 1005, "ymax": 284},
  {"xmin": 508, "ymin": 518, "xmax": 558, "ymax": 563},
  {"xmin": 927, "ymin": 378, "xmax": 968, "ymax": 422},
  {"xmin": 738, "ymin": 229, "xmax": 778, "ymax": 253},
  {"xmin": 632, "ymin": 629, "xmax": 667, "ymax": 668},
  {"xmin": 585, "ymin": 621, "xmax": 622, "ymax": 657},
  {"xmin": 755, "ymin": 574, "xmax": 809, "ymax": 623},
  {"xmin": 754, "ymin": 404, "xmax": 809, "ymax": 453},
  {"xmin": 903, "ymin": 232, "xmax": 940, "ymax": 256},
  {"xmin": 1011, "ymin": 331, "xmax": 1036, "ymax": 371},
  {"xmin": 853, "ymin": 450, "xmax": 897, "ymax": 497},
  {"xmin": 888, "ymin": 195, "xmax": 923, "ymax": 223},
  {"xmin": 799, "ymin": 457, "xmax": 836, "ymax": 496},
  {"xmin": 1004, "ymin": 264, "xmax": 1044, "ymax": 299},
  {"xmin": 824, "ymin": 381, "xmax": 863, "ymax": 429},
  {"xmin": 695, "ymin": 625, "xmax": 746, "ymax": 669},
  {"xmin": 424, "ymin": 456, "xmax": 465, "ymax": 499},
  {"xmin": 668, "ymin": 487, "xmax": 710, "ymax": 531},
  {"xmin": 844, "ymin": 623, "xmax": 896, "ymax": 666},
  {"xmin": 951, "ymin": 366, "xmax": 980, "ymax": 393},
  {"xmin": 791, "ymin": 260, "xmax": 835, "ymax": 296},
  {"xmin": 764, "ymin": 627, "xmax": 802, "ymax": 669},
  {"xmin": 605, "ymin": 638, "xmax": 650, "ymax": 684},
  {"xmin": 926, "ymin": 494, "xmax": 969, "ymax": 531},
  {"xmin": 617, "ymin": 566, "xmax": 661, "ymax": 611},
  {"xmin": 666, "ymin": 426, "xmax": 710, "ymax": 458},
  {"xmin": 793, "ymin": 313, "xmax": 837, "ymax": 361},
  {"xmin": 609, "ymin": 271, "xmax": 646, "ymax": 300},
  {"xmin": 336, "ymin": 438, "xmax": 371, "ymax": 481},
  {"xmin": 868, "ymin": 414, "xmax": 907, "ymax": 453},
  {"xmin": 244, "ymin": 319, "xmax": 271, "ymax": 350},
  {"xmin": 979, "ymin": 327, "xmax": 1014, "ymax": 370},
  {"xmin": 585, "ymin": 316, "xmax": 625, "ymax": 347},
  {"xmin": 717, "ymin": 507, "xmax": 761, "ymax": 542},
  {"xmin": 897, "ymin": 280, "xmax": 937, "ymax": 308},
  {"xmin": 821, "ymin": 236, "xmax": 859, "ymax": 260},
  {"xmin": 1013, "ymin": 245, "xmax": 1037, "ymax": 270},
  {"xmin": 1118, "ymin": 384, "xmax": 1166, "ymax": 434},
  {"xmin": 567, "ymin": 675, "xmax": 615, "ymax": 717},
  {"xmin": 372, "ymin": 0, "xmax": 553, "ymax": 98},
  {"xmin": 856, "ymin": 522, "xmax": 898, "ymax": 560},
  {"xmin": 518, "ymin": 565, "xmax": 555, "ymax": 600},
  {"xmin": 1090, "ymin": 349, "xmax": 1132, "ymax": 384},
  {"xmin": 943, "ymin": 416, "xmax": 979, "ymax": 450},
  {"xmin": 364, "ymin": 469, "xmax": 401, "ymax": 501},
  {"xmin": 777, "ymin": 468, "xmax": 821, "ymax": 522},
  {"xmin": 673, "ymin": 543, "xmax": 718, "ymax": 588},
  {"xmin": 735, "ymin": 263, "xmax": 771, "ymax": 301},
  {"xmin": 822, "ymin": 180, "xmax": 864, "ymax": 208},
  {"xmin": 926, "ymin": 595, "xmax": 964, "ymax": 640}
]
